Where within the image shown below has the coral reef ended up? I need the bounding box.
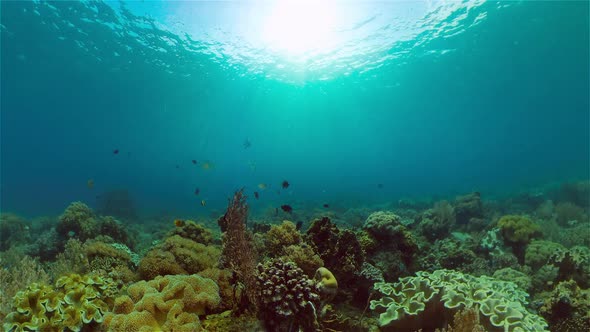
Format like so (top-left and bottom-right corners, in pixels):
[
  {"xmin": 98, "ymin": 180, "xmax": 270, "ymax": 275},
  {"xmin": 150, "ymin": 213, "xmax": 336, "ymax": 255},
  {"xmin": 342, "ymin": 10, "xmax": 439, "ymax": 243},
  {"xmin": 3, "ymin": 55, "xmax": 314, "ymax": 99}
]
[
  {"xmin": 417, "ymin": 201, "xmax": 456, "ymax": 241},
  {"xmin": 264, "ymin": 220, "xmax": 302, "ymax": 256},
  {"xmin": 103, "ymin": 274, "xmax": 220, "ymax": 331},
  {"xmin": 218, "ymin": 189, "xmax": 259, "ymax": 311},
  {"xmin": 138, "ymin": 235, "xmax": 220, "ymax": 280},
  {"xmin": 306, "ymin": 217, "xmax": 364, "ymax": 286},
  {"xmin": 370, "ymin": 269, "xmax": 549, "ymax": 331},
  {"xmin": 256, "ymin": 259, "xmax": 321, "ymax": 331},
  {"xmin": 548, "ymin": 245, "xmax": 590, "ymax": 288},
  {"xmin": 539, "ymin": 280, "xmax": 590, "ymax": 332},
  {"xmin": 3, "ymin": 274, "xmax": 118, "ymax": 332},
  {"xmin": 454, "ymin": 192, "xmax": 483, "ymax": 225},
  {"xmin": 0, "ymin": 213, "xmax": 31, "ymax": 251},
  {"xmin": 168, "ymin": 219, "xmax": 214, "ymax": 245}
]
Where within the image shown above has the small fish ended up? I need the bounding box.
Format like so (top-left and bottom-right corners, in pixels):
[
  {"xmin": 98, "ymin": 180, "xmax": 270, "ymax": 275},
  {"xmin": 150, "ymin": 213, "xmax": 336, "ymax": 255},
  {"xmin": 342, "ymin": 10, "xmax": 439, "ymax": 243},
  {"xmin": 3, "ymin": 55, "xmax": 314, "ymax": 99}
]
[
  {"xmin": 323, "ymin": 203, "xmax": 329, "ymax": 208},
  {"xmin": 174, "ymin": 219, "xmax": 185, "ymax": 227},
  {"xmin": 201, "ymin": 161, "xmax": 214, "ymax": 170},
  {"xmin": 258, "ymin": 183, "xmax": 267, "ymax": 190},
  {"xmin": 254, "ymin": 191, "xmax": 259, "ymax": 199},
  {"xmin": 176, "ymin": 165, "xmax": 180, "ymax": 169},
  {"xmin": 281, "ymin": 180, "xmax": 290, "ymax": 189},
  {"xmin": 192, "ymin": 160, "xmax": 197, "ymax": 165},
  {"xmin": 113, "ymin": 149, "xmax": 119, "ymax": 154},
  {"xmin": 194, "ymin": 188, "xmax": 200, "ymax": 196},
  {"xmin": 243, "ymin": 138, "xmax": 252, "ymax": 149},
  {"xmin": 201, "ymin": 200, "xmax": 206, "ymax": 206},
  {"xmin": 87, "ymin": 179, "xmax": 94, "ymax": 189},
  {"xmin": 280, "ymin": 204, "xmax": 293, "ymax": 213},
  {"xmin": 295, "ymin": 221, "xmax": 303, "ymax": 231},
  {"xmin": 377, "ymin": 183, "xmax": 384, "ymax": 189}
]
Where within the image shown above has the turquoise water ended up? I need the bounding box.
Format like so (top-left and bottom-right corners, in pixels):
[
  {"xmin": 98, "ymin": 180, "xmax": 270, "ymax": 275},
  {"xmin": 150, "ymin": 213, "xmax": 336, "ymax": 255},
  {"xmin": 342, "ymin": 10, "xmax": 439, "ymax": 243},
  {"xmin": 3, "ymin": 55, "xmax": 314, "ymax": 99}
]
[{"xmin": 1, "ymin": 0, "xmax": 588, "ymax": 217}]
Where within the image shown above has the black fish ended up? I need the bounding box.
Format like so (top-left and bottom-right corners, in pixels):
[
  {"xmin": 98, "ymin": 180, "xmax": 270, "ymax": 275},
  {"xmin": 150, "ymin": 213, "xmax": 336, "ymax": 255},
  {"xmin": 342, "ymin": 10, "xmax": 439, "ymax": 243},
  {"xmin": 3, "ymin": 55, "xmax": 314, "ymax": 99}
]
[
  {"xmin": 194, "ymin": 188, "xmax": 200, "ymax": 195},
  {"xmin": 323, "ymin": 203, "xmax": 329, "ymax": 208},
  {"xmin": 254, "ymin": 191, "xmax": 259, "ymax": 199},
  {"xmin": 113, "ymin": 149, "xmax": 119, "ymax": 154},
  {"xmin": 295, "ymin": 221, "xmax": 303, "ymax": 231},
  {"xmin": 280, "ymin": 204, "xmax": 292, "ymax": 213},
  {"xmin": 281, "ymin": 180, "xmax": 290, "ymax": 189},
  {"xmin": 377, "ymin": 183, "xmax": 384, "ymax": 189},
  {"xmin": 192, "ymin": 160, "xmax": 197, "ymax": 165}
]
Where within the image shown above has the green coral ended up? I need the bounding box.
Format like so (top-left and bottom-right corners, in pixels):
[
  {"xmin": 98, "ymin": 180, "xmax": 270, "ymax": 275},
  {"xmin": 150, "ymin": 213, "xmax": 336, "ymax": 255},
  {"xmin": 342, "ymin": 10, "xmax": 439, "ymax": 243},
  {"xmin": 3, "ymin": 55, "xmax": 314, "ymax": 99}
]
[
  {"xmin": 497, "ymin": 215, "xmax": 541, "ymax": 244},
  {"xmin": 3, "ymin": 274, "xmax": 118, "ymax": 332},
  {"xmin": 525, "ymin": 240, "xmax": 565, "ymax": 271},
  {"xmin": 370, "ymin": 269, "xmax": 548, "ymax": 332}
]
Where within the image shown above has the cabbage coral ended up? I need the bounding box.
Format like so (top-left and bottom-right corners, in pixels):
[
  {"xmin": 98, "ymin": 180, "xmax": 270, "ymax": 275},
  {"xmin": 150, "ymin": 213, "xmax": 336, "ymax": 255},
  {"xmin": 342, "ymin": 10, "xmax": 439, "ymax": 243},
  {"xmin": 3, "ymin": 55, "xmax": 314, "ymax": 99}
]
[{"xmin": 370, "ymin": 269, "xmax": 549, "ymax": 332}]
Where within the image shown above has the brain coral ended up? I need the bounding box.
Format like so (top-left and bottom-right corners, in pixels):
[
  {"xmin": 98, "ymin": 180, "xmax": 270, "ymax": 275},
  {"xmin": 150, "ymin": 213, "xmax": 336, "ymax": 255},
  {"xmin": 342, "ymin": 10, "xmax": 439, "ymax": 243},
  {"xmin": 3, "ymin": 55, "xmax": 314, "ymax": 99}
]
[
  {"xmin": 370, "ymin": 269, "xmax": 549, "ymax": 332},
  {"xmin": 103, "ymin": 274, "xmax": 220, "ymax": 332},
  {"xmin": 3, "ymin": 274, "xmax": 118, "ymax": 332}
]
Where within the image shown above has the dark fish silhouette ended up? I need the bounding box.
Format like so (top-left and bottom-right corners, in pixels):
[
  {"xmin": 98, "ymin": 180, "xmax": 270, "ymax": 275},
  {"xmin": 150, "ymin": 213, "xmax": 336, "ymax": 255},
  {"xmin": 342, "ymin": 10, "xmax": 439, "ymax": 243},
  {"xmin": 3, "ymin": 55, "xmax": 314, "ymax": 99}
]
[
  {"xmin": 295, "ymin": 221, "xmax": 303, "ymax": 231},
  {"xmin": 113, "ymin": 149, "xmax": 119, "ymax": 154},
  {"xmin": 281, "ymin": 180, "xmax": 290, "ymax": 189},
  {"xmin": 323, "ymin": 203, "xmax": 329, "ymax": 208},
  {"xmin": 280, "ymin": 204, "xmax": 292, "ymax": 213},
  {"xmin": 254, "ymin": 191, "xmax": 259, "ymax": 199},
  {"xmin": 194, "ymin": 188, "xmax": 200, "ymax": 196},
  {"xmin": 377, "ymin": 183, "xmax": 384, "ymax": 189},
  {"xmin": 192, "ymin": 160, "xmax": 197, "ymax": 165}
]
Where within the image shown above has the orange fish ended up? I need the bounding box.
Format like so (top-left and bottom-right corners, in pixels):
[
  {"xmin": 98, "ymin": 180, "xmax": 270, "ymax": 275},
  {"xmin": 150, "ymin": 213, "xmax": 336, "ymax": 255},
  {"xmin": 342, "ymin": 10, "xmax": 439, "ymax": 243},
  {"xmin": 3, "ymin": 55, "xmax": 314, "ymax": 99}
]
[
  {"xmin": 87, "ymin": 179, "xmax": 94, "ymax": 189},
  {"xmin": 174, "ymin": 219, "xmax": 185, "ymax": 227}
]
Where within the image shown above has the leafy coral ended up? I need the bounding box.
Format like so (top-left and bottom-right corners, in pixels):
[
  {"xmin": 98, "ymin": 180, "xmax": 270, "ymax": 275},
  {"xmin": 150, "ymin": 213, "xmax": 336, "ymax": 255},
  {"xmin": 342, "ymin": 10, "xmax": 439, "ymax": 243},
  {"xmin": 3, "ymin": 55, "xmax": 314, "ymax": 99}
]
[
  {"xmin": 370, "ymin": 269, "xmax": 549, "ymax": 332},
  {"xmin": 3, "ymin": 273, "xmax": 118, "ymax": 332}
]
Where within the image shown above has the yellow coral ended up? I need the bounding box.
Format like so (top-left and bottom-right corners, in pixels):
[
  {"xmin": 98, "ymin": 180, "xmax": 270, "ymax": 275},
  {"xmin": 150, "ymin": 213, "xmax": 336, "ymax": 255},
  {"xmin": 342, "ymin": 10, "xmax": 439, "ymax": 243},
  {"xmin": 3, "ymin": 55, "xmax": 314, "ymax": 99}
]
[
  {"xmin": 497, "ymin": 215, "xmax": 541, "ymax": 244},
  {"xmin": 3, "ymin": 274, "xmax": 118, "ymax": 332},
  {"xmin": 265, "ymin": 220, "xmax": 302, "ymax": 256},
  {"xmin": 315, "ymin": 267, "xmax": 338, "ymax": 301},
  {"xmin": 104, "ymin": 274, "xmax": 221, "ymax": 332}
]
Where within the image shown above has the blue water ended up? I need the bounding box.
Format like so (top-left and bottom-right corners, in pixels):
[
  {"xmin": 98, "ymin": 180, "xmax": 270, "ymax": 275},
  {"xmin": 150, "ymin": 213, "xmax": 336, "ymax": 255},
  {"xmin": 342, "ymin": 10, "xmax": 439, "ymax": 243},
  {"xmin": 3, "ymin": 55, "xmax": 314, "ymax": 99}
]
[{"xmin": 1, "ymin": 0, "xmax": 588, "ymax": 218}]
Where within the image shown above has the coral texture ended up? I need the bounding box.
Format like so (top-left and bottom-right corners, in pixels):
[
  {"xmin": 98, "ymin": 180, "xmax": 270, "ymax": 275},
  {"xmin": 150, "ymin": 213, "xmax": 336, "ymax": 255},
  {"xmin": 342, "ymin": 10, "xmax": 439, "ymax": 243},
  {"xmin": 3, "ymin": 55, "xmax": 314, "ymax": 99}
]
[
  {"xmin": 103, "ymin": 274, "xmax": 220, "ymax": 331},
  {"xmin": 370, "ymin": 269, "xmax": 549, "ymax": 332}
]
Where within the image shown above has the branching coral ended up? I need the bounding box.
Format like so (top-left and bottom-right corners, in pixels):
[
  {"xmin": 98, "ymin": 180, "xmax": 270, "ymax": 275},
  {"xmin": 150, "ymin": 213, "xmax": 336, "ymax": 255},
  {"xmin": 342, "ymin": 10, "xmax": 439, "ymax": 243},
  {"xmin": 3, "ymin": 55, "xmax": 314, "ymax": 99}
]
[
  {"xmin": 370, "ymin": 269, "xmax": 549, "ymax": 332},
  {"xmin": 256, "ymin": 259, "xmax": 321, "ymax": 331},
  {"xmin": 217, "ymin": 189, "xmax": 258, "ymax": 310},
  {"xmin": 103, "ymin": 274, "xmax": 220, "ymax": 332}
]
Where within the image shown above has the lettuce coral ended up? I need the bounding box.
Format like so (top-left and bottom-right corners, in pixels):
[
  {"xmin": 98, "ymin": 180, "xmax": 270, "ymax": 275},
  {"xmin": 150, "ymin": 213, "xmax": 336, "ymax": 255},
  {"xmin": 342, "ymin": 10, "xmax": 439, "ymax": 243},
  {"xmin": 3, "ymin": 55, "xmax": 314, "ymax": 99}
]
[
  {"xmin": 103, "ymin": 274, "xmax": 220, "ymax": 331},
  {"xmin": 370, "ymin": 269, "xmax": 549, "ymax": 332},
  {"xmin": 3, "ymin": 274, "xmax": 118, "ymax": 332}
]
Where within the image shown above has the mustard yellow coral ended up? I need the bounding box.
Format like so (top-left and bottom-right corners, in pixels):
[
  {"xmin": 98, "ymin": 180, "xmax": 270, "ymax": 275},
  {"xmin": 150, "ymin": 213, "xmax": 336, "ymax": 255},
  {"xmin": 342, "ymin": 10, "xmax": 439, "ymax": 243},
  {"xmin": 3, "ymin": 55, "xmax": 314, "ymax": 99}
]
[{"xmin": 104, "ymin": 274, "xmax": 221, "ymax": 332}]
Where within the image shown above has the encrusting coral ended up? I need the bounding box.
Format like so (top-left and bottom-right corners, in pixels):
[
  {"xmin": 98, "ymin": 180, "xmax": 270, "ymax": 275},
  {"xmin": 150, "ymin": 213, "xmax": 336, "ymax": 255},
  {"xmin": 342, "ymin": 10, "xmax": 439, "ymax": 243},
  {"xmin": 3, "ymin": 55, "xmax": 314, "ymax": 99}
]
[
  {"xmin": 103, "ymin": 274, "xmax": 221, "ymax": 332},
  {"xmin": 138, "ymin": 235, "xmax": 220, "ymax": 280},
  {"xmin": 370, "ymin": 269, "xmax": 549, "ymax": 332}
]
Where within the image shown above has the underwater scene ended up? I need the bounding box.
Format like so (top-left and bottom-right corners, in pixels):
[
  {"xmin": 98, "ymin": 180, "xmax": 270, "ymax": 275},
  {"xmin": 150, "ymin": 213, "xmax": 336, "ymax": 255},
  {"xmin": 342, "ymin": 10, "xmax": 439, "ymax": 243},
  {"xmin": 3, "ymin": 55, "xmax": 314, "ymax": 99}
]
[{"xmin": 1, "ymin": 1, "xmax": 589, "ymax": 331}]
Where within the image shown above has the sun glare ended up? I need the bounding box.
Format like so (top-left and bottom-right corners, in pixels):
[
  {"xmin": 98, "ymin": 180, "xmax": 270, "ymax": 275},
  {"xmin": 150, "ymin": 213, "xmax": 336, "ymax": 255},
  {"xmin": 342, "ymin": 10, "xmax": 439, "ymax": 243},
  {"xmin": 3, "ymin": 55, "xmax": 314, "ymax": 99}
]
[{"xmin": 260, "ymin": 0, "xmax": 342, "ymax": 58}]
